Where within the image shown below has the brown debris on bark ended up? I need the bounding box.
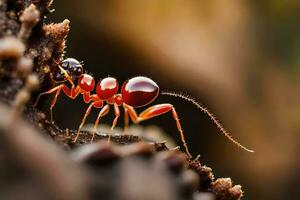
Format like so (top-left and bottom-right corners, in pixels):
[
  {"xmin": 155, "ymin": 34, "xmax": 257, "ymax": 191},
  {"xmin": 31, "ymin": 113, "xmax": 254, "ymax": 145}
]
[
  {"xmin": 0, "ymin": 1, "xmax": 245, "ymax": 200},
  {"xmin": 211, "ymin": 178, "xmax": 243, "ymax": 200}
]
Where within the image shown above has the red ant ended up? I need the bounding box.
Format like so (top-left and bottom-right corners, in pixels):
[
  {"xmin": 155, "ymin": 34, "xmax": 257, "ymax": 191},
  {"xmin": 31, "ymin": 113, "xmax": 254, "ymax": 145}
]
[{"xmin": 35, "ymin": 58, "xmax": 254, "ymax": 158}]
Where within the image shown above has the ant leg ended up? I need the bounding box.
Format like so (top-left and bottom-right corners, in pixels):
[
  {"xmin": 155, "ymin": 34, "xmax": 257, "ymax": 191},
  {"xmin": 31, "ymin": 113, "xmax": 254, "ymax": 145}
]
[
  {"xmin": 123, "ymin": 105, "xmax": 129, "ymax": 134},
  {"xmin": 107, "ymin": 104, "xmax": 120, "ymax": 142},
  {"xmin": 52, "ymin": 86, "xmax": 79, "ymax": 121},
  {"xmin": 91, "ymin": 104, "xmax": 110, "ymax": 142},
  {"xmin": 74, "ymin": 102, "xmax": 96, "ymax": 142},
  {"xmin": 67, "ymin": 85, "xmax": 81, "ymax": 99},
  {"xmin": 124, "ymin": 103, "xmax": 192, "ymax": 158},
  {"xmin": 34, "ymin": 84, "xmax": 76, "ymax": 106},
  {"xmin": 123, "ymin": 104, "xmax": 139, "ymax": 123},
  {"xmin": 49, "ymin": 88, "xmax": 62, "ymax": 122},
  {"xmin": 83, "ymin": 93, "xmax": 101, "ymax": 103},
  {"xmin": 35, "ymin": 84, "xmax": 73, "ymax": 123},
  {"xmin": 35, "ymin": 85, "xmax": 65, "ymax": 106},
  {"xmin": 111, "ymin": 103, "xmax": 120, "ymax": 130},
  {"xmin": 74, "ymin": 100, "xmax": 103, "ymax": 142}
]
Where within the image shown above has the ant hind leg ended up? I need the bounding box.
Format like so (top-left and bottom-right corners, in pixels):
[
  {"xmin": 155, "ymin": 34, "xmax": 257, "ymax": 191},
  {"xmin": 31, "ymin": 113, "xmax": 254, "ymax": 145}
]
[{"xmin": 123, "ymin": 103, "xmax": 192, "ymax": 158}]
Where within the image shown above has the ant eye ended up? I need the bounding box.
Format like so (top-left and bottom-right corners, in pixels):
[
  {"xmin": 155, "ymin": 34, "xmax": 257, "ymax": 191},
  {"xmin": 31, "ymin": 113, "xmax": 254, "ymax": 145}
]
[{"xmin": 96, "ymin": 77, "xmax": 119, "ymax": 100}]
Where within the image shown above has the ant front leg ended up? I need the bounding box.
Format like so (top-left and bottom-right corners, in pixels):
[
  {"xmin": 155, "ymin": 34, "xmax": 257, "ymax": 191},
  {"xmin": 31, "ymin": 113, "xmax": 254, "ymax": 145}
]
[
  {"xmin": 123, "ymin": 103, "xmax": 192, "ymax": 158},
  {"xmin": 74, "ymin": 100, "xmax": 103, "ymax": 142},
  {"xmin": 35, "ymin": 84, "xmax": 74, "ymax": 123},
  {"xmin": 49, "ymin": 88, "xmax": 61, "ymax": 122},
  {"xmin": 91, "ymin": 104, "xmax": 110, "ymax": 142}
]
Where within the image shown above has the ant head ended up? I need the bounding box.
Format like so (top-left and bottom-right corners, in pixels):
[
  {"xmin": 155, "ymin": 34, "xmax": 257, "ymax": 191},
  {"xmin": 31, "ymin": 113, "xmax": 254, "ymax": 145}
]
[
  {"xmin": 78, "ymin": 74, "xmax": 95, "ymax": 92},
  {"xmin": 60, "ymin": 58, "xmax": 83, "ymax": 78},
  {"xmin": 121, "ymin": 76, "xmax": 159, "ymax": 107},
  {"xmin": 51, "ymin": 58, "xmax": 83, "ymax": 83},
  {"xmin": 96, "ymin": 77, "xmax": 119, "ymax": 100}
]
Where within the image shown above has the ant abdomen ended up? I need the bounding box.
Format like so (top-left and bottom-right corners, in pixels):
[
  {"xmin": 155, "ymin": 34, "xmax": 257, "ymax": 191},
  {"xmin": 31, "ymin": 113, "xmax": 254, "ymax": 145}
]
[{"xmin": 121, "ymin": 76, "xmax": 159, "ymax": 107}]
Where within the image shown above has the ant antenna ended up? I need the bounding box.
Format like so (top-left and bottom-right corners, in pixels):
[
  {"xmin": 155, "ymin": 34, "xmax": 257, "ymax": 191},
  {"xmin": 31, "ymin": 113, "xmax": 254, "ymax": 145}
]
[{"xmin": 161, "ymin": 91, "xmax": 254, "ymax": 153}]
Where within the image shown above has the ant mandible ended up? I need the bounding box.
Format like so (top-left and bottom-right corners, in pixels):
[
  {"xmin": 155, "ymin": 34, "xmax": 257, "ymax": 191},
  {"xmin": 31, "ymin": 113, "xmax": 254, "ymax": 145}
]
[{"xmin": 35, "ymin": 58, "xmax": 254, "ymax": 158}]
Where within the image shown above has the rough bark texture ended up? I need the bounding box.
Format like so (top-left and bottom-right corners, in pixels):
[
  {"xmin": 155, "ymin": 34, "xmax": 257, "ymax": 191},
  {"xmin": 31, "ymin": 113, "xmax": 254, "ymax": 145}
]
[{"xmin": 0, "ymin": 1, "xmax": 244, "ymax": 200}]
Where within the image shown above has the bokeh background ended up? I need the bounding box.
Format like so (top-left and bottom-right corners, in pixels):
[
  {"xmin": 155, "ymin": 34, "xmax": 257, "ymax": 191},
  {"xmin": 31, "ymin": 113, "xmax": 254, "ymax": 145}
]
[{"xmin": 48, "ymin": 1, "xmax": 300, "ymax": 200}]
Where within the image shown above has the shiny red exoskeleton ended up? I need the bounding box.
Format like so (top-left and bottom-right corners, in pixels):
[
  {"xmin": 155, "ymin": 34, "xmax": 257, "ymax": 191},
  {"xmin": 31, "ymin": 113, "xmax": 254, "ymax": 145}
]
[{"xmin": 36, "ymin": 58, "xmax": 254, "ymax": 158}]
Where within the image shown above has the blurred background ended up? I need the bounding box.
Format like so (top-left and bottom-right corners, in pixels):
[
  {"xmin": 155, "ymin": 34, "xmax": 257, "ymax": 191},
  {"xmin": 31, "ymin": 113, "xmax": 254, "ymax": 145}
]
[{"xmin": 48, "ymin": 1, "xmax": 300, "ymax": 199}]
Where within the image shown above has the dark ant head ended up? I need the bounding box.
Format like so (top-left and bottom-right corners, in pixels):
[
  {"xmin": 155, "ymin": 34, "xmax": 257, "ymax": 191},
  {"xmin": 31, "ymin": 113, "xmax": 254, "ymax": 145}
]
[
  {"xmin": 96, "ymin": 77, "xmax": 119, "ymax": 100},
  {"xmin": 51, "ymin": 58, "xmax": 83, "ymax": 83},
  {"xmin": 61, "ymin": 58, "xmax": 83, "ymax": 77},
  {"xmin": 121, "ymin": 76, "xmax": 159, "ymax": 107}
]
